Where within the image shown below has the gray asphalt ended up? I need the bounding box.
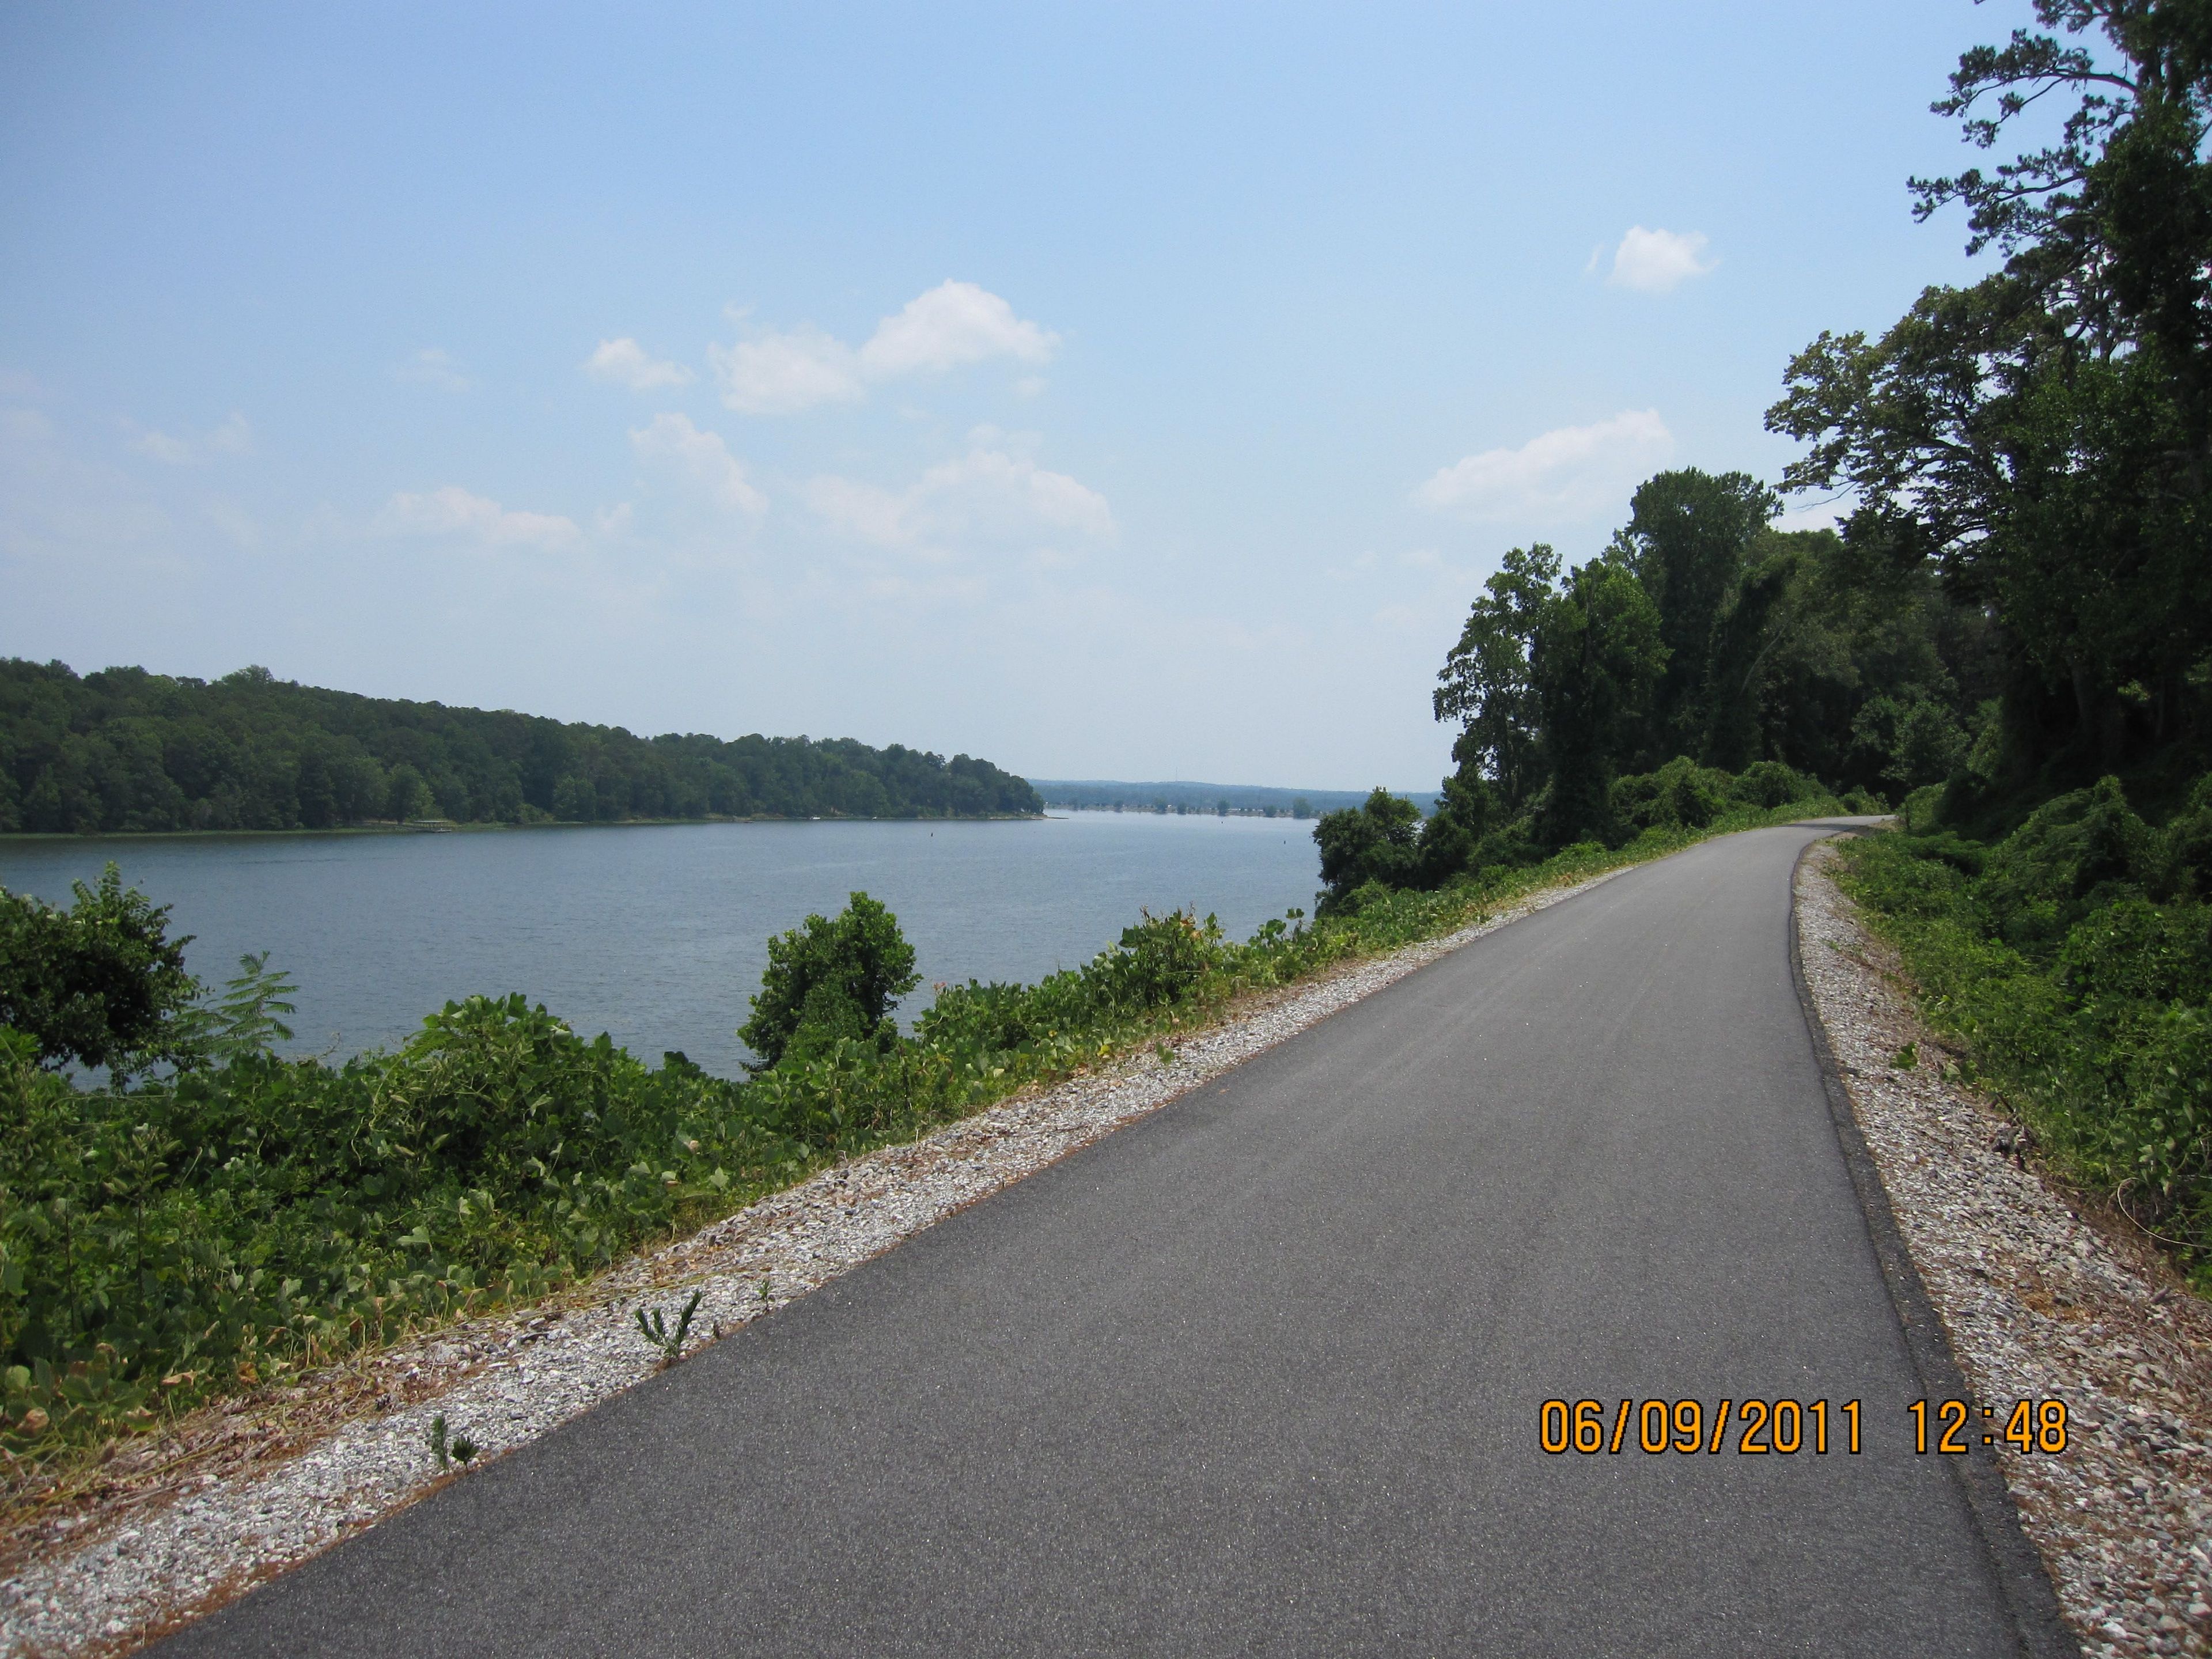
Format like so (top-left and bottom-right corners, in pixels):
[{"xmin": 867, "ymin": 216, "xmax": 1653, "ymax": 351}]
[{"xmin": 159, "ymin": 825, "xmax": 2055, "ymax": 1657}]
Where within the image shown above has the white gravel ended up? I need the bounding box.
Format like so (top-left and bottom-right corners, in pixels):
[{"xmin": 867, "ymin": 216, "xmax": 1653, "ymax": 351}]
[
  {"xmin": 1, "ymin": 868, "xmax": 1626, "ymax": 1657},
  {"xmin": 1798, "ymin": 840, "xmax": 2212, "ymax": 1659}
]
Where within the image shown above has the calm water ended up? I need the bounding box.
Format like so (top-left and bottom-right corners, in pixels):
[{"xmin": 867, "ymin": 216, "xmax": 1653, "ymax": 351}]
[{"xmin": 0, "ymin": 813, "xmax": 1322, "ymax": 1076}]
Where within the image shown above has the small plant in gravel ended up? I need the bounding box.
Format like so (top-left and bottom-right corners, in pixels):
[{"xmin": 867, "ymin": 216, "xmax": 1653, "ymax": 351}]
[
  {"xmin": 636, "ymin": 1289, "xmax": 705, "ymax": 1367},
  {"xmin": 1891, "ymin": 1042, "xmax": 1918, "ymax": 1070},
  {"xmin": 426, "ymin": 1411, "xmax": 480, "ymax": 1469}
]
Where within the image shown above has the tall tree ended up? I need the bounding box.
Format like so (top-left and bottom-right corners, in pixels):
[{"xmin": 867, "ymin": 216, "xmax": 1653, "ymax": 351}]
[
  {"xmin": 1768, "ymin": 0, "xmax": 2212, "ymax": 777},
  {"xmin": 1611, "ymin": 469, "xmax": 1781, "ymax": 763},
  {"xmin": 1532, "ymin": 557, "xmax": 1668, "ymax": 845},
  {"xmin": 1433, "ymin": 544, "xmax": 1560, "ymax": 815}
]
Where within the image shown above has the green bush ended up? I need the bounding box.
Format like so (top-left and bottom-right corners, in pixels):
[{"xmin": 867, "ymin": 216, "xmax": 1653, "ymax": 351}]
[
  {"xmin": 738, "ymin": 892, "xmax": 921, "ymax": 1070},
  {"xmin": 1731, "ymin": 760, "xmax": 1809, "ymax": 810},
  {"xmin": 0, "ymin": 866, "xmax": 198, "ymax": 1075},
  {"xmin": 1838, "ymin": 777, "xmax": 2212, "ymax": 1286},
  {"xmin": 1610, "ymin": 757, "xmax": 1733, "ymax": 834}
]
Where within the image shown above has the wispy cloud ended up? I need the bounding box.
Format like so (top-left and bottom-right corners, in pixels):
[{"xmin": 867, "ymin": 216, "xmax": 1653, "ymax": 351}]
[
  {"xmin": 711, "ymin": 281, "xmax": 1059, "ymax": 415},
  {"xmin": 396, "ymin": 347, "xmax": 474, "ymax": 392},
  {"xmin": 806, "ymin": 434, "xmax": 1111, "ymax": 556},
  {"xmin": 585, "ymin": 338, "xmax": 696, "ymax": 391},
  {"xmin": 132, "ymin": 411, "xmax": 253, "ymax": 464},
  {"xmin": 1604, "ymin": 226, "xmax": 1717, "ymax": 293},
  {"xmin": 710, "ymin": 325, "xmax": 865, "ymax": 415},
  {"xmin": 374, "ymin": 485, "xmax": 581, "ymax": 551},
  {"xmin": 1416, "ymin": 410, "xmax": 1673, "ymax": 521},
  {"xmin": 629, "ymin": 412, "xmax": 765, "ymax": 515}
]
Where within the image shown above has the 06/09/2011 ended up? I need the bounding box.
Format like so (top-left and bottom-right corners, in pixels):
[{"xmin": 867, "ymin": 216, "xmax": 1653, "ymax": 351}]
[{"xmin": 1540, "ymin": 1398, "xmax": 1856, "ymax": 1456}]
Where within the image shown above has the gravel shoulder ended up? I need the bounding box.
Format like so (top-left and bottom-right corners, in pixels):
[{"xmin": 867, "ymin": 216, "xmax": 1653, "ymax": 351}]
[
  {"xmin": 2, "ymin": 868, "xmax": 1627, "ymax": 1658},
  {"xmin": 1797, "ymin": 839, "xmax": 2212, "ymax": 1659}
]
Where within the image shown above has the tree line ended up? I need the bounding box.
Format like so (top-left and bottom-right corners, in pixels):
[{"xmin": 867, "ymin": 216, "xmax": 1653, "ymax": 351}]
[{"xmin": 0, "ymin": 659, "xmax": 1042, "ymax": 834}]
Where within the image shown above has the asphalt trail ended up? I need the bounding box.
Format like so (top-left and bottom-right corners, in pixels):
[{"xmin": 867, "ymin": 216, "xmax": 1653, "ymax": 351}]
[{"xmin": 158, "ymin": 825, "xmax": 2054, "ymax": 1657}]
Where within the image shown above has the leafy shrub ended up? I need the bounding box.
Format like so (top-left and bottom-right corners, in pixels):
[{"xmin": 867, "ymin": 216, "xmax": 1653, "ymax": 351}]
[
  {"xmin": 738, "ymin": 892, "xmax": 921, "ymax": 1070},
  {"xmin": 1730, "ymin": 760, "xmax": 1810, "ymax": 810},
  {"xmin": 1976, "ymin": 778, "xmax": 2155, "ymax": 955},
  {"xmin": 1609, "ymin": 757, "xmax": 1732, "ymax": 834},
  {"xmin": 1313, "ymin": 790, "xmax": 1423, "ymax": 908},
  {"xmin": 0, "ymin": 866, "xmax": 198, "ymax": 1074}
]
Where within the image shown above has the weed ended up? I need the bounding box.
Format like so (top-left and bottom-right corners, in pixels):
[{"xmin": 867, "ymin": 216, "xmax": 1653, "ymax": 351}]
[
  {"xmin": 426, "ymin": 1412, "xmax": 450, "ymax": 1472},
  {"xmin": 1891, "ymin": 1042, "xmax": 1918, "ymax": 1070},
  {"xmin": 635, "ymin": 1289, "xmax": 705, "ymax": 1366}
]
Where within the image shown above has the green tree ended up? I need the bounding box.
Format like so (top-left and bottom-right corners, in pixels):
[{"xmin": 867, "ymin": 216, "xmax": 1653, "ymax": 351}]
[
  {"xmin": 1433, "ymin": 544, "xmax": 1560, "ymax": 815},
  {"xmin": 1532, "ymin": 558, "xmax": 1668, "ymax": 846},
  {"xmin": 1312, "ymin": 789, "xmax": 1424, "ymax": 907},
  {"xmin": 0, "ymin": 866, "xmax": 199, "ymax": 1074},
  {"xmin": 1612, "ymin": 469, "xmax": 1779, "ymax": 760},
  {"xmin": 1768, "ymin": 0, "xmax": 2212, "ymax": 777},
  {"xmin": 738, "ymin": 892, "xmax": 921, "ymax": 1070}
]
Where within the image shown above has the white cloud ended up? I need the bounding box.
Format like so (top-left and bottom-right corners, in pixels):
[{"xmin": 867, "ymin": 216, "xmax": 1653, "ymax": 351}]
[
  {"xmin": 629, "ymin": 412, "xmax": 766, "ymax": 515},
  {"xmin": 132, "ymin": 411, "xmax": 252, "ymax": 465},
  {"xmin": 1416, "ymin": 410, "xmax": 1673, "ymax": 521},
  {"xmin": 709, "ymin": 326, "xmax": 864, "ymax": 415},
  {"xmin": 585, "ymin": 338, "xmax": 695, "ymax": 391},
  {"xmin": 857, "ymin": 281, "xmax": 1058, "ymax": 377},
  {"xmin": 1605, "ymin": 226, "xmax": 1717, "ymax": 293},
  {"xmin": 806, "ymin": 440, "xmax": 1112, "ymax": 554},
  {"xmin": 396, "ymin": 348, "xmax": 473, "ymax": 392},
  {"xmin": 711, "ymin": 282, "xmax": 1058, "ymax": 414},
  {"xmin": 375, "ymin": 486, "xmax": 582, "ymax": 551}
]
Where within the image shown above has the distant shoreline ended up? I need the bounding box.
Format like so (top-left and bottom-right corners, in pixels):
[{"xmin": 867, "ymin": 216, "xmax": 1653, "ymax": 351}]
[{"xmin": 0, "ymin": 812, "xmax": 1047, "ymax": 844}]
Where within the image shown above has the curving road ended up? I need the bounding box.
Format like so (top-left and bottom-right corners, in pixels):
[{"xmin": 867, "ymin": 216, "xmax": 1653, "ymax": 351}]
[{"xmin": 157, "ymin": 824, "xmax": 2072, "ymax": 1657}]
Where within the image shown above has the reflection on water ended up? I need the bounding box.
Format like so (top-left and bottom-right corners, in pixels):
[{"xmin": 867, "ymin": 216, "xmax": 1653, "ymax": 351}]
[{"xmin": 0, "ymin": 812, "xmax": 1320, "ymax": 1076}]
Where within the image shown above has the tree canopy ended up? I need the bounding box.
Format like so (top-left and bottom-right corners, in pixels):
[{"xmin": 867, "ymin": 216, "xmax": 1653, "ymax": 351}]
[
  {"xmin": 1767, "ymin": 0, "xmax": 2211, "ymax": 784},
  {"xmin": 0, "ymin": 659, "xmax": 1041, "ymax": 834}
]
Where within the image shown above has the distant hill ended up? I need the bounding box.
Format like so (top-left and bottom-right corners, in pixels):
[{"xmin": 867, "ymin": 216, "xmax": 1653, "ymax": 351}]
[
  {"xmin": 0, "ymin": 659, "xmax": 1042, "ymax": 833},
  {"xmin": 1031, "ymin": 779, "xmax": 1440, "ymax": 819}
]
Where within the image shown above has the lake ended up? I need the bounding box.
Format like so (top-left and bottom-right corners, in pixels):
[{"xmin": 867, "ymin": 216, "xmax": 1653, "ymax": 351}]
[{"xmin": 0, "ymin": 812, "xmax": 1323, "ymax": 1077}]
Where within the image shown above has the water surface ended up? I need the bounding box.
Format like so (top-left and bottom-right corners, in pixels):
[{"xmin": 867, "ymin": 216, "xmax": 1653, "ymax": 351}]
[{"xmin": 0, "ymin": 813, "xmax": 1320, "ymax": 1075}]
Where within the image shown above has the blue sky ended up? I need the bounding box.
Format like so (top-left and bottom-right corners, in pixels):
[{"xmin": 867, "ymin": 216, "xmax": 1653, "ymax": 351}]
[{"xmin": 1, "ymin": 2, "xmax": 2016, "ymax": 790}]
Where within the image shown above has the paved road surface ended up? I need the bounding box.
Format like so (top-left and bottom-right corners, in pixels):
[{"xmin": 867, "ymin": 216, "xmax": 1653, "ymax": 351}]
[{"xmin": 160, "ymin": 825, "xmax": 2065, "ymax": 1657}]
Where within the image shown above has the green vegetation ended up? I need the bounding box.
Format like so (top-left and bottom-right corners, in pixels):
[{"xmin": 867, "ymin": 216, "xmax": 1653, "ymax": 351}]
[
  {"xmin": 1320, "ymin": 2, "xmax": 2212, "ymax": 1281},
  {"xmin": 0, "ymin": 869, "xmax": 198, "ymax": 1074},
  {"xmin": 1839, "ymin": 777, "xmax": 2212, "ymax": 1283},
  {"xmin": 0, "ymin": 658, "xmax": 1041, "ymax": 833}
]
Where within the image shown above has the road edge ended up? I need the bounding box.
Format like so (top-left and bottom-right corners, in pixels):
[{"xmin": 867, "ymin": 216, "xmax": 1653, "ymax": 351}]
[{"xmin": 1788, "ymin": 831, "xmax": 2082, "ymax": 1659}]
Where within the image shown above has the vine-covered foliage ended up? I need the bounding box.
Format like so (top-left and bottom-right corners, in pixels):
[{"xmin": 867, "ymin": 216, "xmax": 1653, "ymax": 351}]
[
  {"xmin": 0, "ymin": 658, "xmax": 1041, "ymax": 833},
  {"xmin": 1839, "ymin": 774, "xmax": 2212, "ymax": 1285}
]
